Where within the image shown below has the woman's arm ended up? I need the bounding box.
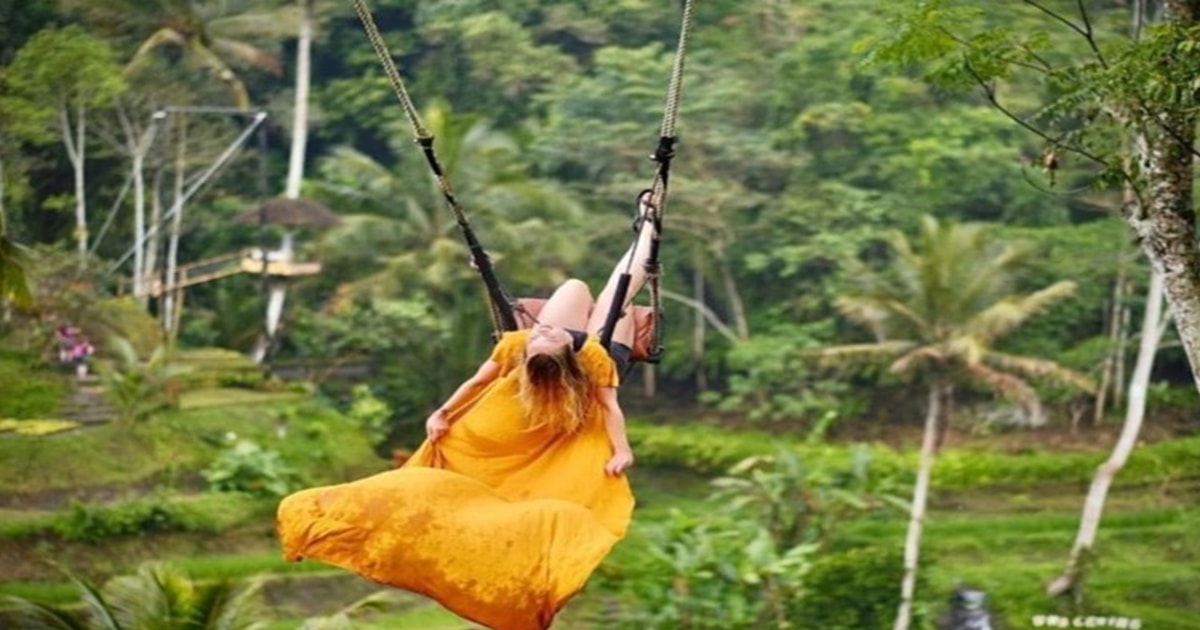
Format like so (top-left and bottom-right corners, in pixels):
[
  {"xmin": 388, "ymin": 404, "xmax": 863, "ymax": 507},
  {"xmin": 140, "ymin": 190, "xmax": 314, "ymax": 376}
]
[
  {"xmin": 425, "ymin": 359, "xmax": 501, "ymax": 440},
  {"xmin": 597, "ymin": 386, "xmax": 634, "ymax": 476}
]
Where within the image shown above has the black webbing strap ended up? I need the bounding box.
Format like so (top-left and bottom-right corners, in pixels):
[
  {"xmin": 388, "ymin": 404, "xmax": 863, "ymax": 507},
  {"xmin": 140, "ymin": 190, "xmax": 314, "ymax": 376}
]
[
  {"xmin": 414, "ymin": 137, "xmax": 519, "ymax": 333},
  {"xmin": 596, "ymin": 0, "xmax": 693, "ymax": 360}
]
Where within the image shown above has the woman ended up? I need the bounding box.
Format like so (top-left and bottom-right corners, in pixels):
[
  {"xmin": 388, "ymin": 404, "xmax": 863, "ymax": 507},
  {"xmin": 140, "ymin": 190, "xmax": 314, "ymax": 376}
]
[{"xmin": 277, "ymin": 193, "xmax": 658, "ymax": 630}]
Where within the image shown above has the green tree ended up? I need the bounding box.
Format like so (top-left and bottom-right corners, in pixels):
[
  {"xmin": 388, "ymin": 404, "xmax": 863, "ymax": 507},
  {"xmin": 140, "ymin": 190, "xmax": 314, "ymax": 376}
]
[
  {"xmin": 2, "ymin": 25, "xmax": 126, "ymax": 265},
  {"xmin": 0, "ymin": 562, "xmax": 266, "ymax": 630},
  {"xmin": 815, "ymin": 215, "xmax": 1093, "ymax": 630},
  {"xmin": 312, "ymin": 103, "xmax": 586, "ymax": 375},
  {"xmin": 0, "ymin": 209, "xmax": 32, "ymax": 313},
  {"xmin": 864, "ymin": 0, "xmax": 1200, "ymax": 395}
]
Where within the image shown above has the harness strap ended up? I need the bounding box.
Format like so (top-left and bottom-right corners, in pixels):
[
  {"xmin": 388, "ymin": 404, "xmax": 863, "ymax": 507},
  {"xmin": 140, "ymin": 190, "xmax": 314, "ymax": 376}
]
[{"xmin": 597, "ymin": 0, "xmax": 694, "ymax": 361}]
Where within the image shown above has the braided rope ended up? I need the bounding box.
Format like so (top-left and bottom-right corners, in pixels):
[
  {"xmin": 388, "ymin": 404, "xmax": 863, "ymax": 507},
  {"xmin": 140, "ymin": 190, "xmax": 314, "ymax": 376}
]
[
  {"xmin": 352, "ymin": 0, "xmax": 517, "ymax": 334},
  {"xmin": 660, "ymin": 0, "xmax": 695, "ymax": 141},
  {"xmin": 641, "ymin": 0, "xmax": 695, "ymax": 362},
  {"xmin": 351, "ymin": 0, "xmax": 428, "ymax": 139}
]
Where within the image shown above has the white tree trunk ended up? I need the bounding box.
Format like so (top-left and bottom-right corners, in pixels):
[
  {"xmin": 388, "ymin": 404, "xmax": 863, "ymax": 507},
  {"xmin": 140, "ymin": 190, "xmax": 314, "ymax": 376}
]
[
  {"xmin": 718, "ymin": 253, "xmax": 750, "ymax": 339},
  {"xmin": 132, "ymin": 145, "xmax": 147, "ymax": 297},
  {"xmin": 1047, "ymin": 270, "xmax": 1168, "ymax": 596},
  {"xmin": 285, "ymin": 0, "xmax": 313, "ymax": 200},
  {"xmin": 1126, "ymin": 0, "xmax": 1200, "ymax": 396},
  {"xmin": 163, "ymin": 115, "xmax": 187, "ymax": 336},
  {"xmin": 60, "ymin": 103, "xmax": 87, "ymax": 265},
  {"xmin": 692, "ymin": 247, "xmax": 707, "ymax": 391},
  {"xmin": 894, "ymin": 383, "xmax": 941, "ymax": 630},
  {"xmin": 145, "ymin": 167, "xmax": 164, "ymax": 291},
  {"xmin": 254, "ymin": 0, "xmax": 314, "ymax": 364},
  {"xmin": 119, "ymin": 107, "xmax": 161, "ymax": 300}
]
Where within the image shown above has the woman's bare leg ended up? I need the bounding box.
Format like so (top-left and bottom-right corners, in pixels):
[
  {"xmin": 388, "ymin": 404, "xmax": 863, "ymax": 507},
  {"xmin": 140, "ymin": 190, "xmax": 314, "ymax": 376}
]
[
  {"xmin": 586, "ymin": 196, "xmax": 658, "ymax": 347},
  {"xmin": 537, "ymin": 278, "xmax": 594, "ymax": 330}
]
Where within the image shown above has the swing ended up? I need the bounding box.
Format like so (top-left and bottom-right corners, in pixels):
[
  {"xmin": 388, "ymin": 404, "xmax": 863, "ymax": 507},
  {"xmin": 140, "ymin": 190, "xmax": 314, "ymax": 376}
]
[{"xmin": 351, "ymin": 0, "xmax": 694, "ymax": 364}]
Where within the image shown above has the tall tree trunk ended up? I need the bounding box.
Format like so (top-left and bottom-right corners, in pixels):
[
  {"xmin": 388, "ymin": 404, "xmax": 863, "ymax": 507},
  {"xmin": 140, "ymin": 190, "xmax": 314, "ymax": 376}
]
[
  {"xmin": 254, "ymin": 0, "xmax": 314, "ymax": 364},
  {"xmin": 717, "ymin": 252, "xmax": 750, "ymax": 339},
  {"xmin": 642, "ymin": 363, "xmax": 657, "ymax": 398},
  {"xmin": 163, "ymin": 114, "xmax": 187, "ymax": 338},
  {"xmin": 132, "ymin": 138, "xmax": 148, "ymax": 298},
  {"xmin": 1047, "ymin": 270, "xmax": 1168, "ymax": 597},
  {"xmin": 1113, "ymin": 283, "xmax": 1131, "ymax": 410},
  {"xmin": 60, "ymin": 103, "xmax": 87, "ymax": 266},
  {"xmin": 145, "ymin": 167, "xmax": 164, "ymax": 293},
  {"xmin": 121, "ymin": 106, "xmax": 161, "ymax": 300},
  {"xmin": 285, "ymin": 0, "xmax": 313, "ymax": 201},
  {"xmin": 893, "ymin": 380, "xmax": 943, "ymax": 630},
  {"xmin": 692, "ymin": 247, "xmax": 707, "ymax": 391},
  {"xmin": 1126, "ymin": 0, "xmax": 1200, "ymax": 396},
  {"xmin": 1094, "ymin": 262, "xmax": 1128, "ymax": 423}
]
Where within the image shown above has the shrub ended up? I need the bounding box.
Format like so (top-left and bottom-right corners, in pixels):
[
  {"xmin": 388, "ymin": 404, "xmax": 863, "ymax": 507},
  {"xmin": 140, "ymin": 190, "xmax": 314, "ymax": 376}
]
[
  {"xmin": 630, "ymin": 423, "xmax": 1200, "ymax": 491},
  {"xmin": 612, "ymin": 508, "xmax": 816, "ymax": 630},
  {"xmin": 203, "ymin": 439, "xmax": 302, "ymax": 498},
  {"xmin": 52, "ymin": 495, "xmax": 214, "ymax": 544},
  {"xmin": 346, "ymin": 384, "xmax": 393, "ymax": 448},
  {"xmin": 792, "ymin": 546, "xmax": 923, "ymax": 630},
  {"xmin": 100, "ymin": 337, "xmax": 186, "ymax": 423}
]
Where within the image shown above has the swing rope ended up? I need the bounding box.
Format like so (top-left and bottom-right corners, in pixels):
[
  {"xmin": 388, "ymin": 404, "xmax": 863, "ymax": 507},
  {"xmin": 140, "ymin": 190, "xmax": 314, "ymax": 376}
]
[
  {"xmin": 352, "ymin": 0, "xmax": 695, "ymax": 361},
  {"xmin": 597, "ymin": 0, "xmax": 695, "ymax": 361},
  {"xmin": 351, "ymin": 0, "xmax": 519, "ymax": 334}
]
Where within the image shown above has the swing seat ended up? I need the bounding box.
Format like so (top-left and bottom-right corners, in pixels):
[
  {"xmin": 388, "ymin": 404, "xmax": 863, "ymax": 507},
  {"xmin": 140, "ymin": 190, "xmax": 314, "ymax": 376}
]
[{"xmin": 514, "ymin": 298, "xmax": 660, "ymax": 363}]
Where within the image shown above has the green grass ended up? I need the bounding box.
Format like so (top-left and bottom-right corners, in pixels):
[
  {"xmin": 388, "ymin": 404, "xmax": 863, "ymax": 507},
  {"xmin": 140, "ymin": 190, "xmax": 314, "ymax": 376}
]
[
  {"xmin": 2, "ymin": 399, "xmax": 1199, "ymax": 627},
  {"xmin": 264, "ymin": 606, "xmax": 486, "ymax": 630},
  {"xmin": 844, "ymin": 503, "xmax": 1200, "ymax": 629},
  {"xmin": 0, "ymin": 396, "xmax": 381, "ymax": 495},
  {"xmin": 178, "ymin": 388, "xmax": 306, "ymax": 410},
  {"xmin": 0, "ymin": 354, "xmax": 67, "ymax": 418}
]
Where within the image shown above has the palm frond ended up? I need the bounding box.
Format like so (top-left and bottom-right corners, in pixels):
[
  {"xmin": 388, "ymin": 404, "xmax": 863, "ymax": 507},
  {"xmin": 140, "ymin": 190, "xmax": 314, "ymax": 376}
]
[
  {"xmin": 944, "ymin": 335, "xmax": 985, "ymax": 366},
  {"xmin": 209, "ymin": 8, "xmax": 303, "ymax": 42},
  {"xmin": 210, "ymin": 37, "xmax": 282, "ymax": 75},
  {"xmin": 808, "ymin": 341, "xmax": 914, "ymax": 368},
  {"xmin": 966, "ymin": 281, "xmax": 1077, "ymax": 343},
  {"xmin": 125, "ymin": 27, "xmax": 186, "ymax": 75},
  {"xmin": 889, "ymin": 345, "xmax": 945, "ymax": 374},
  {"xmin": 963, "ymin": 362, "xmax": 1041, "ymax": 411},
  {"xmin": 184, "ymin": 40, "xmax": 250, "ymax": 109},
  {"xmin": 985, "ymin": 351, "xmax": 1096, "ymax": 393},
  {"xmin": 70, "ymin": 574, "xmax": 124, "ymax": 630},
  {"xmin": 0, "ymin": 596, "xmax": 87, "ymax": 630}
]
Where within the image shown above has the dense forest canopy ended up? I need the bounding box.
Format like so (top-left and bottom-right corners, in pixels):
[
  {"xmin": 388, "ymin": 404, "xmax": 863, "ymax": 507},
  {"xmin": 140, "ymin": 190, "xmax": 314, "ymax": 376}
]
[{"xmin": 1, "ymin": 0, "xmax": 1196, "ymax": 433}]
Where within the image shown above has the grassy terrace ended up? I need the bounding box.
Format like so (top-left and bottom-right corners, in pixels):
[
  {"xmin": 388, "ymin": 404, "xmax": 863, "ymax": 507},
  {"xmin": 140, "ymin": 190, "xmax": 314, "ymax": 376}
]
[{"xmin": 1, "ymin": 378, "xmax": 1197, "ymax": 628}]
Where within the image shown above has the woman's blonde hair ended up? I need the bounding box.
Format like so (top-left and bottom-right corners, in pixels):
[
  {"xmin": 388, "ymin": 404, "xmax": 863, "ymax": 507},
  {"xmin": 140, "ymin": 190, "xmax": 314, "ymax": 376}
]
[{"xmin": 518, "ymin": 347, "xmax": 590, "ymax": 434}]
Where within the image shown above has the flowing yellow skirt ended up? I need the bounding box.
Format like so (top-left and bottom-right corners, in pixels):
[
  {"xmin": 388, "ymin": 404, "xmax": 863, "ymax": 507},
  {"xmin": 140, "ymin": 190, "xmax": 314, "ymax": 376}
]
[
  {"xmin": 277, "ymin": 467, "xmax": 621, "ymax": 630},
  {"xmin": 278, "ymin": 336, "xmax": 634, "ymax": 630}
]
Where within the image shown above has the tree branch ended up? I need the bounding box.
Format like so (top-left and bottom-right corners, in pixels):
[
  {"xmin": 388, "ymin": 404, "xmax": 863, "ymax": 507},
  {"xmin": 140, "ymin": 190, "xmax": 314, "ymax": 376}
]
[
  {"xmin": 661, "ymin": 288, "xmax": 742, "ymax": 343},
  {"xmin": 962, "ymin": 60, "xmax": 1112, "ymax": 170}
]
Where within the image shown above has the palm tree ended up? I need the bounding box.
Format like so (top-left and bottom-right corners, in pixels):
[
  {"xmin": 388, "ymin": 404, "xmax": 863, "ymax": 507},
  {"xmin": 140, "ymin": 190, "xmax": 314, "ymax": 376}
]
[
  {"xmin": 311, "ymin": 103, "xmax": 587, "ymax": 381},
  {"xmin": 815, "ymin": 215, "xmax": 1094, "ymax": 630},
  {"xmin": 62, "ymin": 0, "xmax": 300, "ymax": 110},
  {"xmin": 0, "ymin": 563, "xmax": 266, "ymax": 630},
  {"xmin": 316, "ymin": 103, "xmax": 586, "ymax": 302}
]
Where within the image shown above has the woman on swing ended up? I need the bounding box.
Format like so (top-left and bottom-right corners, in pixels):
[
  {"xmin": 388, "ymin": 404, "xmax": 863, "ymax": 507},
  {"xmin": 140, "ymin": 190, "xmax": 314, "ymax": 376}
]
[{"xmin": 278, "ymin": 192, "xmax": 659, "ymax": 630}]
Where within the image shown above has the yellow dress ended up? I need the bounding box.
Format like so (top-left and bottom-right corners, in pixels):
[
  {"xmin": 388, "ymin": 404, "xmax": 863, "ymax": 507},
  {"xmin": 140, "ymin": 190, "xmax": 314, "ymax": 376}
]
[{"xmin": 277, "ymin": 330, "xmax": 635, "ymax": 630}]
